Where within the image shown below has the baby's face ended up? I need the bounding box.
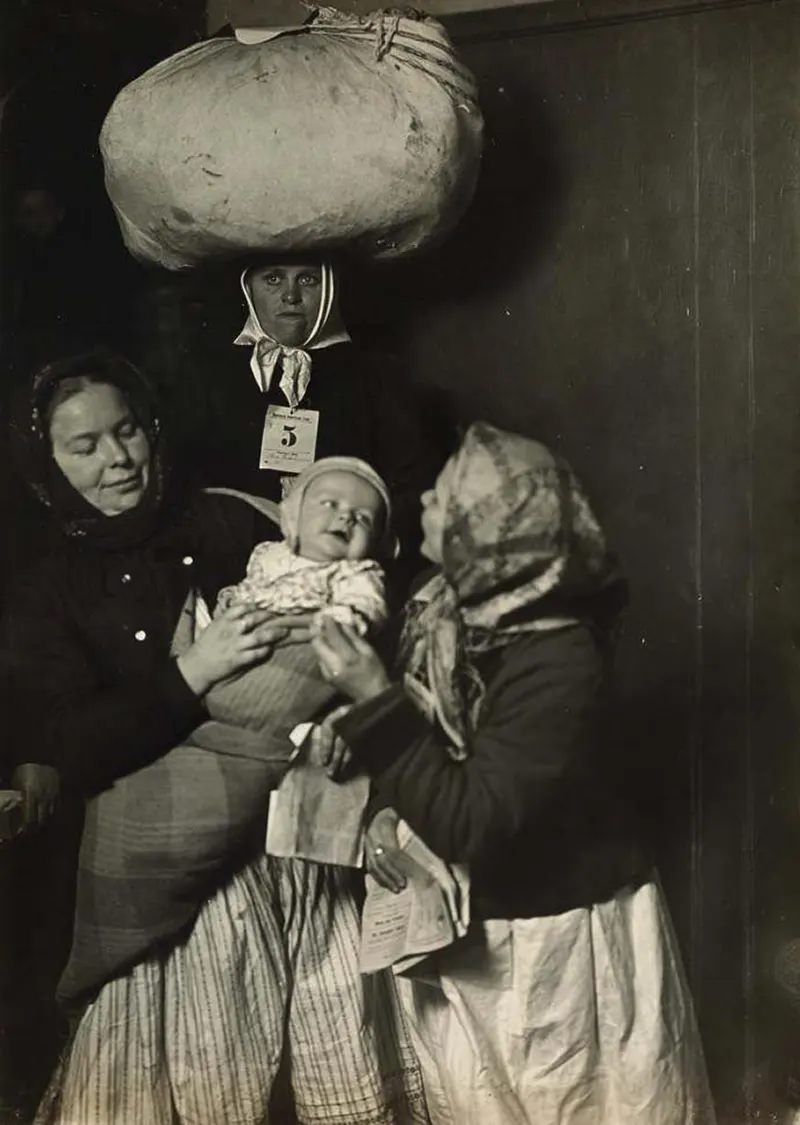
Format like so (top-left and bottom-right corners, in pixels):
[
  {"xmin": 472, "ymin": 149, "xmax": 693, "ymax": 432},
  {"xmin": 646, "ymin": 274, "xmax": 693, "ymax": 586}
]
[{"xmin": 297, "ymin": 471, "xmax": 384, "ymax": 562}]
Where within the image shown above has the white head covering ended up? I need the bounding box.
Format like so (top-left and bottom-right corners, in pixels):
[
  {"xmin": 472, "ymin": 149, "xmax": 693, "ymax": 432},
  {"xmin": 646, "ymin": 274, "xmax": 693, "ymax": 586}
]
[
  {"xmin": 233, "ymin": 261, "xmax": 350, "ymax": 410},
  {"xmin": 280, "ymin": 456, "xmax": 395, "ymax": 559}
]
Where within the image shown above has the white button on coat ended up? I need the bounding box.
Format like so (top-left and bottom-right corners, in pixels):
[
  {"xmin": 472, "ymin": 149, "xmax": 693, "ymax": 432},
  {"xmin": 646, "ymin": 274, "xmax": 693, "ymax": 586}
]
[{"xmin": 134, "ymin": 630, "xmax": 147, "ymax": 642}]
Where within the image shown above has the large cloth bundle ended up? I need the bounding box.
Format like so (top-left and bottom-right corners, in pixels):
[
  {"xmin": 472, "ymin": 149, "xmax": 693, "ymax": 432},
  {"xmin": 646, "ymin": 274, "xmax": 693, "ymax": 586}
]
[{"xmin": 99, "ymin": 8, "xmax": 483, "ymax": 269}]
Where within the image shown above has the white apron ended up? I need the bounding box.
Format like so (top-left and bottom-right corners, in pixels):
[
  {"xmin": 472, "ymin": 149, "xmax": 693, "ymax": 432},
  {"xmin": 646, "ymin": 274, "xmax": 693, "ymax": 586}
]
[{"xmin": 397, "ymin": 878, "xmax": 715, "ymax": 1125}]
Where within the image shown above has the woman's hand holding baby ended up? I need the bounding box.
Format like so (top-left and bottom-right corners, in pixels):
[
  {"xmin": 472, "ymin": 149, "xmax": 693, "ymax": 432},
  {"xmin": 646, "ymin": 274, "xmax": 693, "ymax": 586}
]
[
  {"xmin": 307, "ymin": 703, "xmax": 354, "ymax": 779},
  {"xmin": 178, "ymin": 605, "xmax": 313, "ymax": 696},
  {"xmin": 312, "ymin": 617, "xmax": 391, "ymax": 703}
]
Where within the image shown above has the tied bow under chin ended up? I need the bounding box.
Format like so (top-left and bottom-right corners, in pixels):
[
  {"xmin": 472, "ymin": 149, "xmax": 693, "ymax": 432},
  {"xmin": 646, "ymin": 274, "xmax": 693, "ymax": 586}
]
[{"xmin": 254, "ymin": 337, "xmax": 311, "ymax": 411}]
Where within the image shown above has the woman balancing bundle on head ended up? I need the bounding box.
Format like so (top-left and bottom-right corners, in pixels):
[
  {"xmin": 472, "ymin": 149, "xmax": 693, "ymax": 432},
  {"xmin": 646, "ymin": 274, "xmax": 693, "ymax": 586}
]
[
  {"xmin": 176, "ymin": 256, "xmax": 436, "ymax": 564},
  {"xmin": 313, "ymin": 421, "xmax": 717, "ymax": 1125},
  {"xmin": 3, "ymin": 350, "xmax": 426, "ymax": 1125}
]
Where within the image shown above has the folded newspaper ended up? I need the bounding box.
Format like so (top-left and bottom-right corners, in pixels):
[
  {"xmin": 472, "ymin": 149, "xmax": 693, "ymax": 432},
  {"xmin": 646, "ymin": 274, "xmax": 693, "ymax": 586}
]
[
  {"xmin": 360, "ymin": 819, "xmax": 470, "ymax": 977},
  {"xmin": 265, "ymin": 723, "xmax": 370, "ymax": 868}
]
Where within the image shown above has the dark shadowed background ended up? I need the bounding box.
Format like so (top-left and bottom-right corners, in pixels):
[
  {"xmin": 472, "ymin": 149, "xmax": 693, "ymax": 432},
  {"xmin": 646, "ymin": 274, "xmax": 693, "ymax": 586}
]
[{"xmin": 1, "ymin": 0, "xmax": 798, "ymax": 1120}]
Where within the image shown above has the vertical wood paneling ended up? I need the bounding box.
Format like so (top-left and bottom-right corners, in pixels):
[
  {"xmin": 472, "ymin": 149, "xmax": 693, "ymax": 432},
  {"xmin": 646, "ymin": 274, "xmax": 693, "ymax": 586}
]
[
  {"xmin": 692, "ymin": 11, "xmax": 755, "ymax": 1102},
  {"xmin": 384, "ymin": 0, "xmax": 799, "ymax": 1109}
]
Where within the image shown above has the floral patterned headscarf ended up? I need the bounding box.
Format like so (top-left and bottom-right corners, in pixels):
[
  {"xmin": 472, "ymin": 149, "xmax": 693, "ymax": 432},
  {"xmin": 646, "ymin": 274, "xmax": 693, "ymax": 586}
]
[{"xmin": 399, "ymin": 421, "xmax": 625, "ymax": 757}]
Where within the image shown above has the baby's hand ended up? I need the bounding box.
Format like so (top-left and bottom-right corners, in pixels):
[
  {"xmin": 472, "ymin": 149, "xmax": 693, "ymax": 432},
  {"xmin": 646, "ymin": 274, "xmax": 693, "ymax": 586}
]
[
  {"xmin": 312, "ymin": 605, "xmax": 368, "ymax": 638},
  {"xmin": 214, "ymin": 590, "xmax": 274, "ymax": 620},
  {"xmin": 213, "ymin": 587, "xmax": 236, "ymax": 618}
]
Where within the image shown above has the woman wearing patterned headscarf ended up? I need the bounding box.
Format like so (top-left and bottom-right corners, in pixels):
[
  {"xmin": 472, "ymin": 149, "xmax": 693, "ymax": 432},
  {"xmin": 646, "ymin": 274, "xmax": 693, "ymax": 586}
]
[{"xmin": 313, "ymin": 421, "xmax": 716, "ymax": 1125}]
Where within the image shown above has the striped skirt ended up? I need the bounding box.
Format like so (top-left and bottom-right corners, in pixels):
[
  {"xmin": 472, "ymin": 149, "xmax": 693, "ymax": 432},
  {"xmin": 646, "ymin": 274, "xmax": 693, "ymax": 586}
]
[{"xmin": 36, "ymin": 854, "xmax": 428, "ymax": 1125}]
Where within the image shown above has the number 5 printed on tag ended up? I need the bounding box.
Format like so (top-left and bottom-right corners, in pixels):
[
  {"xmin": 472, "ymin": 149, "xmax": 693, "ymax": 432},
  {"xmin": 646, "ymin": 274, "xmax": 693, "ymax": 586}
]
[{"xmin": 259, "ymin": 405, "xmax": 320, "ymax": 473}]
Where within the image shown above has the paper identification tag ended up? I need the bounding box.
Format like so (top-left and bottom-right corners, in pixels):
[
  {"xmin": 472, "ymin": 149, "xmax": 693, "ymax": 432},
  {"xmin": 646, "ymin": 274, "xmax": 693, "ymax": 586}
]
[{"xmin": 259, "ymin": 405, "xmax": 319, "ymax": 473}]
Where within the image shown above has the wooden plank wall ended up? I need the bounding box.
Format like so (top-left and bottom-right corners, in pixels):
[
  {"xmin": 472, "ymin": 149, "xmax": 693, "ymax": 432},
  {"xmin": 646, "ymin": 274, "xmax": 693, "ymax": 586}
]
[{"xmin": 360, "ymin": 0, "xmax": 799, "ymax": 1110}]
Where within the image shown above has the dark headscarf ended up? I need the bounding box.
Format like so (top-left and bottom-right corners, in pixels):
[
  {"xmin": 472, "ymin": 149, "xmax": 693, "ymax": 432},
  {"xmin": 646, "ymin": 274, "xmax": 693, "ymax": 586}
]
[{"xmin": 10, "ymin": 348, "xmax": 171, "ymax": 551}]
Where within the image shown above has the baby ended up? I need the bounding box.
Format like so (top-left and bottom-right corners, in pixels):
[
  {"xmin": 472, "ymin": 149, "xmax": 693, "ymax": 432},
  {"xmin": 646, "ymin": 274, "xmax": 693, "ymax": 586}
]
[
  {"xmin": 188, "ymin": 457, "xmax": 392, "ymax": 750},
  {"xmin": 99, "ymin": 461, "xmax": 394, "ymax": 948},
  {"xmin": 214, "ymin": 455, "xmax": 391, "ymax": 639}
]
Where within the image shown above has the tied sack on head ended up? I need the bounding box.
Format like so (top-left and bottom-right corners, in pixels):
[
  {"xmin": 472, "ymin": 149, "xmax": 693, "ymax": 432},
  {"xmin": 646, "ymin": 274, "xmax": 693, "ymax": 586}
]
[{"xmin": 99, "ymin": 13, "xmax": 482, "ymax": 269}]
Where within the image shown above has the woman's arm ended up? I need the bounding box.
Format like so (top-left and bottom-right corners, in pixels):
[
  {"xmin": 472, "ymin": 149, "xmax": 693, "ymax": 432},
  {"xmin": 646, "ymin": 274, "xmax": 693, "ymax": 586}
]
[
  {"xmin": 2, "ymin": 578, "xmax": 206, "ymax": 793},
  {"xmin": 2, "ymin": 582, "xmax": 296, "ymax": 794},
  {"xmin": 327, "ymin": 626, "xmax": 603, "ymax": 866},
  {"xmin": 0, "ymin": 492, "xmax": 291, "ymax": 796}
]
